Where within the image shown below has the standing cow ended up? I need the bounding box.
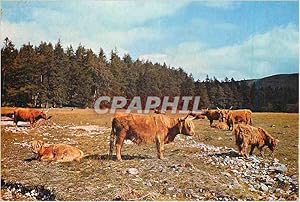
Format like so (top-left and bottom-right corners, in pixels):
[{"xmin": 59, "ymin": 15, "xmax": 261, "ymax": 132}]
[
  {"xmin": 233, "ymin": 124, "xmax": 279, "ymax": 158},
  {"xmin": 108, "ymin": 113, "xmax": 195, "ymax": 161},
  {"xmin": 221, "ymin": 109, "xmax": 252, "ymax": 130},
  {"xmin": 14, "ymin": 108, "xmax": 51, "ymax": 127},
  {"xmin": 200, "ymin": 108, "xmax": 223, "ymax": 126}
]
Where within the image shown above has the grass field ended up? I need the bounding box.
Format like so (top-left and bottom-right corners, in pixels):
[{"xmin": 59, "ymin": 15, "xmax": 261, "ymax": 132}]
[{"xmin": 1, "ymin": 108, "xmax": 298, "ymax": 200}]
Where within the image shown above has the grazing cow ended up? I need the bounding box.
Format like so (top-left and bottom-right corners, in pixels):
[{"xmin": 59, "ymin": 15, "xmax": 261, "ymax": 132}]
[
  {"xmin": 212, "ymin": 121, "xmax": 229, "ymax": 130},
  {"xmin": 221, "ymin": 109, "xmax": 252, "ymax": 130},
  {"xmin": 31, "ymin": 140, "xmax": 84, "ymax": 162},
  {"xmin": 13, "ymin": 108, "xmax": 51, "ymax": 127},
  {"xmin": 109, "ymin": 113, "xmax": 195, "ymax": 161},
  {"xmin": 232, "ymin": 124, "xmax": 279, "ymax": 158},
  {"xmin": 200, "ymin": 109, "xmax": 222, "ymax": 126}
]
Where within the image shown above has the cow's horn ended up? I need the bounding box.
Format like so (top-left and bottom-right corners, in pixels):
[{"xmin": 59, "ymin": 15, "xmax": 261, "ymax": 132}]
[
  {"xmin": 217, "ymin": 107, "xmax": 220, "ymax": 110},
  {"xmin": 180, "ymin": 114, "xmax": 190, "ymax": 121},
  {"xmin": 229, "ymin": 106, "xmax": 233, "ymax": 110}
]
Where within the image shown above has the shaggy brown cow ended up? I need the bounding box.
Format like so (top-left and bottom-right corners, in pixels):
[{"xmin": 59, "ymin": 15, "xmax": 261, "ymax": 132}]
[
  {"xmin": 232, "ymin": 124, "xmax": 279, "ymax": 158},
  {"xmin": 221, "ymin": 109, "xmax": 252, "ymax": 130},
  {"xmin": 14, "ymin": 108, "xmax": 51, "ymax": 127},
  {"xmin": 109, "ymin": 113, "xmax": 195, "ymax": 161},
  {"xmin": 200, "ymin": 109, "xmax": 222, "ymax": 126},
  {"xmin": 31, "ymin": 140, "xmax": 84, "ymax": 162}
]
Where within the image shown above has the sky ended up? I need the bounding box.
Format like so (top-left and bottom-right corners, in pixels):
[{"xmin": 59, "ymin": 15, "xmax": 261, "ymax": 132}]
[{"xmin": 1, "ymin": 0, "xmax": 299, "ymax": 80}]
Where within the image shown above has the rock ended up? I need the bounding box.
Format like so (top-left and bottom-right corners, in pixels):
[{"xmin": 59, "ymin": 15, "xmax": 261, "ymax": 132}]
[
  {"xmin": 260, "ymin": 183, "xmax": 268, "ymax": 192},
  {"xmin": 127, "ymin": 168, "xmax": 139, "ymax": 175},
  {"xmin": 145, "ymin": 182, "xmax": 152, "ymax": 187},
  {"xmin": 221, "ymin": 172, "xmax": 231, "ymax": 178},
  {"xmin": 167, "ymin": 187, "xmax": 174, "ymax": 191},
  {"xmin": 275, "ymin": 164, "xmax": 287, "ymax": 173}
]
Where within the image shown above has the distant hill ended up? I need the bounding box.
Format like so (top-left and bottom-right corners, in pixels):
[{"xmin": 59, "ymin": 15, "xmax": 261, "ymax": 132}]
[
  {"xmin": 243, "ymin": 73, "xmax": 298, "ymax": 112},
  {"xmin": 244, "ymin": 73, "xmax": 298, "ymax": 90}
]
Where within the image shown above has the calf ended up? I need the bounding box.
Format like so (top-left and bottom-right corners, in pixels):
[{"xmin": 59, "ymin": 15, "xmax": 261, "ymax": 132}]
[{"xmin": 31, "ymin": 140, "xmax": 84, "ymax": 162}]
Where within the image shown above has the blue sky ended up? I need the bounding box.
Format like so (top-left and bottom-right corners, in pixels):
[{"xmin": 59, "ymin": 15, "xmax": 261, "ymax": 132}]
[{"xmin": 1, "ymin": 0, "xmax": 298, "ymax": 80}]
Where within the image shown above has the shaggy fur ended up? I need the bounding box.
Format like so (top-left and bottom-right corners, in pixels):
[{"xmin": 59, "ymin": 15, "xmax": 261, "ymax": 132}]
[
  {"xmin": 109, "ymin": 113, "xmax": 195, "ymax": 161},
  {"xmin": 221, "ymin": 109, "xmax": 252, "ymax": 130},
  {"xmin": 232, "ymin": 124, "xmax": 279, "ymax": 158},
  {"xmin": 31, "ymin": 140, "xmax": 84, "ymax": 162}
]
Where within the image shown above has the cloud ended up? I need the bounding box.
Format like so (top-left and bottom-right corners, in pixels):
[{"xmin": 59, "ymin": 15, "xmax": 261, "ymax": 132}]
[
  {"xmin": 139, "ymin": 24, "xmax": 298, "ymax": 80},
  {"xmin": 203, "ymin": 1, "xmax": 236, "ymax": 9},
  {"xmin": 1, "ymin": 1, "xmax": 188, "ymax": 55}
]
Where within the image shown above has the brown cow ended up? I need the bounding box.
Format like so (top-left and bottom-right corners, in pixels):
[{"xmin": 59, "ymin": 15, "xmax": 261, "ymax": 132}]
[
  {"xmin": 108, "ymin": 113, "xmax": 195, "ymax": 161},
  {"xmin": 221, "ymin": 109, "xmax": 252, "ymax": 130},
  {"xmin": 200, "ymin": 109, "xmax": 222, "ymax": 126},
  {"xmin": 232, "ymin": 124, "xmax": 279, "ymax": 158},
  {"xmin": 31, "ymin": 140, "xmax": 84, "ymax": 162},
  {"xmin": 14, "ymin": 108, "xmax": 51, "ymax": 127}
]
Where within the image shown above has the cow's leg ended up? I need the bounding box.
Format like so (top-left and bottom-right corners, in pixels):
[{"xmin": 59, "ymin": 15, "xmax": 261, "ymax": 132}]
[
  {"xmin": 115, "ymin": 131, "xmax": 126, "ymax": 161},
  {"xmin": 29, "ymin": 118, "xmax": 35, "ymax": 128},
  {"xmin": 209, "ymin": 119, "xmax": 213, "ymax": 127},
  {"xmin": 240, "ymin": 144, "xmax": 249, "ymax": 158},
  {"xmin": 155, "ymin": 137, "xmax": 164, "ymax": 160},
  {"xmin": 249, "ymin": 145, "xmax": 256, "ymax": 156},
  {"xmin": 14, "ymin": 117, "xmax": 18, "ymax": 127}
]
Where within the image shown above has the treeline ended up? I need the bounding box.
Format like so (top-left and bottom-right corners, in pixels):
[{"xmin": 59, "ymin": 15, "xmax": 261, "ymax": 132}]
[{"xmin": 1, "ymin": 38, "xmax": 298, "ymax": 112}]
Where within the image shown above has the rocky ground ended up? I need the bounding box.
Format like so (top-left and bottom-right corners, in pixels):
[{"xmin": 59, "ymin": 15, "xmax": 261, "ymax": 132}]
[{"xmin": 1, "ymin": 112, "xmax": 299, "ymax": 200}]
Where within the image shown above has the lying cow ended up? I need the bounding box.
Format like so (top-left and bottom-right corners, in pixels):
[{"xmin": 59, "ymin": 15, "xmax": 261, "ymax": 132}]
[
  {"xmin": 200, "ymin": 108, "xmax": 222, "ymax": 126},
  {"xmin": 31, "ymin": 140, "xmax": 84, "ymax": 162},
  {"xmin": 221, "ymin": 109, "xmax": 252, "ymax": 130},
  {"xmin": 232, "ymin": 124, "xmax": 279, "ymax": 158},
  {"xmin": 108, "ymin": 113, "xmax": 195, "ymax": 161},
  {"xmin": 211, "ymin": 121, "xmax": 229, "ymax": 130},
  {"xmin": 14, "ymin": 108, "xmax": 51, "ymax": 127}
]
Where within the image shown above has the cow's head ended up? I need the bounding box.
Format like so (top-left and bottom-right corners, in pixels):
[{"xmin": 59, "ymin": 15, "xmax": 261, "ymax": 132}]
[
  {"xmin": 178, "ymin": 114, "xmax": 196, "ymax": 136},
  {"xmin": 40, "ymin": 109, "xmax": 52, "ymax": 120},
  {"xmin": 219, "ymin": 109, "xmax": 231, "ymax": 122},
  {"xmin": 31, "ymin": 140, "xmax": 44, "ymax": 153},
  {"xmin": 259, "ymin": 128, "xmax": 279, "ymax": 153},
  {"xmin": 200, "ymin": 108, "xmax": 209, "ymax": 116}
]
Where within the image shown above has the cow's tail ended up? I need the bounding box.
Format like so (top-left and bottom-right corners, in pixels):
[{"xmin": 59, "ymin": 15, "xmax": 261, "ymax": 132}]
[{"xmin": 108, "ymin": 119, "xmax": 116, "ymax": 160}]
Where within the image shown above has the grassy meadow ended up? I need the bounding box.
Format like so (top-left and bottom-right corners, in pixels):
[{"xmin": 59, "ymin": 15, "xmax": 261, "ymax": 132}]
[{"xmin": 1, "ymin": 107, "xmax": 298, "ymax": 200}]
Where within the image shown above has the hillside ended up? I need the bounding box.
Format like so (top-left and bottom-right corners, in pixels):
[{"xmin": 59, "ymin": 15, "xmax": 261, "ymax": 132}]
[{"xmin": 245, "ymin": 73, "xmax": 298, "ymax": 90}]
